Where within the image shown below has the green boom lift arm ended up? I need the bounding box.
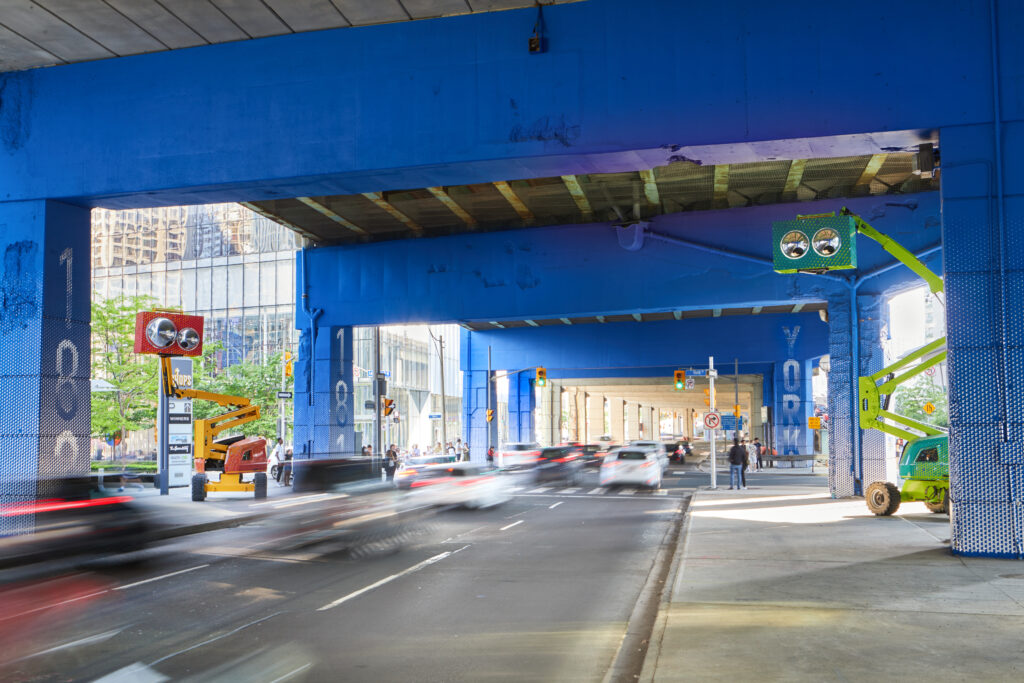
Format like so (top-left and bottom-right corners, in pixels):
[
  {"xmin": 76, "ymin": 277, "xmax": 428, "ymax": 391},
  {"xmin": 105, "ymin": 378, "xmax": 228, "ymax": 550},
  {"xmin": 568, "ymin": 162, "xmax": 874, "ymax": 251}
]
[{"xmin": 838, "ymin": 207, "xmax": 947, "ymax": 441}]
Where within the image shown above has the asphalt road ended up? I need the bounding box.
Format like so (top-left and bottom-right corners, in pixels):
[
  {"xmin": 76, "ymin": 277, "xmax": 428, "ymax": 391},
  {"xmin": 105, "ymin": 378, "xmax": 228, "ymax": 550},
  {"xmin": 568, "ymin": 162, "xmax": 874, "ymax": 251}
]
[{"xmin": 1, "ymin": 470, "xmax": 692, "ymax": 682}]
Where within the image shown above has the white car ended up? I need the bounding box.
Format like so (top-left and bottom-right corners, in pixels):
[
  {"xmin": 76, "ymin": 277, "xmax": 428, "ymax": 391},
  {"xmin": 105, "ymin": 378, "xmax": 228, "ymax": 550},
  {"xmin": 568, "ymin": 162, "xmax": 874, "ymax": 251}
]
[
  {"xmin": 600, "ymin": 449, "xmax": 663, "ymax": 489},
  {"xmin": 629, "ymin": 441, "xmax": 669, "ymax": 472},
  {"xmin": 497, "ymin": 442, "xmax": 541, "ymax": 470},
  {"xmin": 402, "ymin": 463, "xmax": 512, "ymax": 509}
]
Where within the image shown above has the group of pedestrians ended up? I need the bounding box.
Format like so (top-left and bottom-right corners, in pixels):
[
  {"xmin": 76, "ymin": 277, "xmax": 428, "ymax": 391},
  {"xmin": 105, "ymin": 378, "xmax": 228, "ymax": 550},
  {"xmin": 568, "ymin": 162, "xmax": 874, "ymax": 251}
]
[{"xmin": 727, "ymin": 436, "xmax": 765, "ymax": 490}]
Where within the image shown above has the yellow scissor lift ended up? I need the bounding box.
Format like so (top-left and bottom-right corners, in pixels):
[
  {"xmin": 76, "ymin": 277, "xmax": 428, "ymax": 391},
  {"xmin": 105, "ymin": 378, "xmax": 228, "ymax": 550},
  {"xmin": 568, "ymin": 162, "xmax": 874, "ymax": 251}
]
[{"xmin": 161, "ymin": 357, "xmax": 269, "ymax": 501}]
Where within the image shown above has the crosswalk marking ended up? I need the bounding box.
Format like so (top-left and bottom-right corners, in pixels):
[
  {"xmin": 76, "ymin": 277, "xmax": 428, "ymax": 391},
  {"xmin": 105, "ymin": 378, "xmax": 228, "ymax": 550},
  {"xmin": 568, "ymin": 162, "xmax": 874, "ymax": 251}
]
[
  {"xmin": 559, "ymin": 487, "xmax": 580, "ymax": 494},
  {"xmin": 654, "ymin": 490, "xmax": 668, "ymax": 496},
  {"xmin": 529, "ymin": 486, "xmax": 549, "ymax": 494},
  {"xmin": 618, "ymin": 489, "xmax": 634, "ymax": 496},
  {"xmin": 587, "ymin": 487, "xmax": 605, "ymax": 495}
]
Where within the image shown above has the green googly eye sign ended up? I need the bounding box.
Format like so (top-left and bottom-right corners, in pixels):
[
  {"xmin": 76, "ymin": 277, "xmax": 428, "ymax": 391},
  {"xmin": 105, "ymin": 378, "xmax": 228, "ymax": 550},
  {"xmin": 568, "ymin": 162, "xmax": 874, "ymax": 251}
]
[{"xmin": 772, "ymin": 214, "xmax": 857, "ymax": 273}]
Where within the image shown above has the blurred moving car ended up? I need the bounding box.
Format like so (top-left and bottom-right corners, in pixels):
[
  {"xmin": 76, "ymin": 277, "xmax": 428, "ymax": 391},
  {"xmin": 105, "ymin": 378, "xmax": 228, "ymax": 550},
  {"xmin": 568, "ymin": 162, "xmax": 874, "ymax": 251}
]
[
  {"xmin": 663, "ymin": 441, "xmax": 683, "ymax": 463},
  {"xmin": 401, "ymin": 463, "xmax": 512, "ymax": 509},
  {"xmin": 600, "ymin": 449, "xmax": 663, "ymax": 489},
  {"xmin": 630, "ymin": 441, "xmax": 670, "ymax": 472},
  {"xmin": 580, "ymin": 444, "xmax": 607, "ymax": 468},
  {"xmin": 498, "ymin": 442, "xmax": 541, "ymax": 470},
  {"xmin": 265, "ymin": 457, "xmax": 434, "ymax": 552},
  {"xmin": 534, "ymin": 446, "xmax": 585, "ymax": 484},
  {"xmin": 0, "ymin": 476, "xmax": 152, "ymax": 568}
]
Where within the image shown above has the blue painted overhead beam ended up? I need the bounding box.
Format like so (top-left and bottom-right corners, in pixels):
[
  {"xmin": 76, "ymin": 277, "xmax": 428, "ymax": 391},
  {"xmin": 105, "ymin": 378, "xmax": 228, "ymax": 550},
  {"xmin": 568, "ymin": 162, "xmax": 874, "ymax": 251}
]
[
  {"xmin": 0, "ymin": 0, "xmax": 998, "ymax": 208},
  {"xmin": 302, "ymin": 193, "xmax": 940, "ymax": 328}
]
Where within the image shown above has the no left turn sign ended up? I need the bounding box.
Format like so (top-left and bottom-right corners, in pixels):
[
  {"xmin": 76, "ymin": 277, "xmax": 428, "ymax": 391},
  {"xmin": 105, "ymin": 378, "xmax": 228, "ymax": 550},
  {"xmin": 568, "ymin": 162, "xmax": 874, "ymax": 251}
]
[{"xmin": 704, "ymin": 412, "xmax": 722, "ymax": 430}]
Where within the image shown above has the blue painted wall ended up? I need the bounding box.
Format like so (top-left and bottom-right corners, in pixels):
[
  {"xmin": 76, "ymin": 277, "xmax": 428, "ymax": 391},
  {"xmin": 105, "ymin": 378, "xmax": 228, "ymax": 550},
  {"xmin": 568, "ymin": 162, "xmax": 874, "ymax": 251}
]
[
  {"xmin": 458, "ymin": 314, "xmax": 825, "ymax": 460},
  {"xmin": 0, "ymin": 0, "xmax": 1013, "ymax": 207}
]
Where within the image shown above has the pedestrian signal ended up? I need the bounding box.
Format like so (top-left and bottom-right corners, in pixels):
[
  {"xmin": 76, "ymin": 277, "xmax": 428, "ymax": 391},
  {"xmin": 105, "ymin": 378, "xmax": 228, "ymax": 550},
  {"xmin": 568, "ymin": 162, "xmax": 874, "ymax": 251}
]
[
  {"xmin": 674, "ymin": 370, "xmax": 685, "ymax": 390},
  {"xmin": 487, "ymin": 409, "xmax": 495, "ymax": 422},
  {"xmin": 383, "ymin": 398, "xmax": 395, "ymax": 416},
  {"xmin": 536, "ymin": 367, "xmax": 547, "ymax": 387}
]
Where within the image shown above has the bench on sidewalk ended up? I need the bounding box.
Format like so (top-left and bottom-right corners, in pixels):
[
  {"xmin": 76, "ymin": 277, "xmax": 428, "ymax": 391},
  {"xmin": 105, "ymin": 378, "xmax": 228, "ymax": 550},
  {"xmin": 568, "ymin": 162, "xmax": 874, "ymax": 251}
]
[{"xmin": 762, "ymin": 454, "xmax": 816, "ymax": 471}]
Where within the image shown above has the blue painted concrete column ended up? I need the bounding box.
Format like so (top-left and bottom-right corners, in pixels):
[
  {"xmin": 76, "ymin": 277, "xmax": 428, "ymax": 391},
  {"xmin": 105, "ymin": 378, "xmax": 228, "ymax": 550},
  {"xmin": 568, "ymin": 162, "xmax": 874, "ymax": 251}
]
[
  {"xmin": 0, "ymin": 200, "xmax": 91, "ymax": 532},
  {"xmin": 827, "ymin": 294, "xmax": 857, "ymax": 496},
  {"xmin": 461, "ymin": 329, "xmax": 496, "ymax": 462},
  {"xmin": 857, "ymin": 295, "xmax": 889, "ymax": 490},
  {"xmin": 942, "ymin": 122, "xmax": 1024, "ymax": 557},
  {"xmin": 507, "ymin": 371, "xmax": 535, "ymax": 444},
  {"xmin": 772, "ymin": 358, "xmax": 814, "ymax": 460},
  {"xmin": 293, "ymin": 325, "xmax": 355, "ymax": 460}
]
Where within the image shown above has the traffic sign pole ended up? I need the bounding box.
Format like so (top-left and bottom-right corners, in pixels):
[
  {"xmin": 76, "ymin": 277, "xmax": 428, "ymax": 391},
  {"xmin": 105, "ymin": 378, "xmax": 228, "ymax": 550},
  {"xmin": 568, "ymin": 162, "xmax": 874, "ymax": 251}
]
[{"xmin": 709, "ymin": 356, "xmax": 717, "ymax": 490}]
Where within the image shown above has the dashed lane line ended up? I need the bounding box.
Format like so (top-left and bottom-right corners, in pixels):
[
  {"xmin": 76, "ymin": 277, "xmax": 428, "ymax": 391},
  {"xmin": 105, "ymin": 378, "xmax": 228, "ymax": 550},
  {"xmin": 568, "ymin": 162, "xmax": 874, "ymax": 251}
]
[{"xmin": 499, "ymin": 520, "xmax": 524, "ymax": 531}]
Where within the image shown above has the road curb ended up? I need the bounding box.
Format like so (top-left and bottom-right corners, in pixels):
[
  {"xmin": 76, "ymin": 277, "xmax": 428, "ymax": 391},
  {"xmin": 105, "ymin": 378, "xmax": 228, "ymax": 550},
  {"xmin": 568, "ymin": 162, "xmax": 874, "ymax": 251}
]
[
  {"xmin": 147, "ymin": 512, "xmax": 271, "ymax": 543},
  {"xmin": 602, "ymin": 494, "xmax": 690, "ymax": 683},
  {"xmin": 637, "ymin": 492, "xmax": 698, "ymax": 683}
]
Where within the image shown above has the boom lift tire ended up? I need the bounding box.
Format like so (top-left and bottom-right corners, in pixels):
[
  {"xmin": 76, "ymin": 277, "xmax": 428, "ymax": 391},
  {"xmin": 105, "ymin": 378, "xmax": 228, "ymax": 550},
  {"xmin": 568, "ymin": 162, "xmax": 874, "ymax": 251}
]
[
  {"xmin": 254, "ymin": 472, "xmax": 268, "ymax": 499},
  {"xmin": 925, "ymin": 490, "xmax": 949, "ymax": 514},
  {"xmin": 191, "ymin": 473, "xmax": 208, "ymax": 502},
  {"xmin": 866, "ymin": 481, "xmax": 901, "ymax": 516}
]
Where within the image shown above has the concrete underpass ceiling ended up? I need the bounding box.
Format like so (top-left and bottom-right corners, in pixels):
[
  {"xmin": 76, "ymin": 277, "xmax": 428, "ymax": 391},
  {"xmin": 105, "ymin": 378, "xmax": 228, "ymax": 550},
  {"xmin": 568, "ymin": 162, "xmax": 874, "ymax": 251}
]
[
  {"xmin": 461, "ymin": 302, "xmax": 827, "ymax": 331},
  {"xmin": 0, "ymin": 0, "xmax": 582, "ymax": 72},
  {"xmin": 243, "ymin": 150, "xmax": 939, "ymax": 246},
  {"xmin": 558, "ymin": 376, "xmax": 759, "ymax": 413}
]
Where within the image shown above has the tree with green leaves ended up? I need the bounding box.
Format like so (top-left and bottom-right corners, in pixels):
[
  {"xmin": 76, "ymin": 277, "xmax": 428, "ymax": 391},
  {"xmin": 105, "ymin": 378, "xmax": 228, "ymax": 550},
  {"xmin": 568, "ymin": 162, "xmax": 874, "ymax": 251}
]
[
  {"xmin": 893, "ymin": 379, "xmax": 948, "ymax": 429},
  {"xmin": 90, "ymin": 295, "xmax": 160, "ymax": 467},
  {"xmin": 192, "ymin": 350, "xmax": 288, "ymax": 441}
]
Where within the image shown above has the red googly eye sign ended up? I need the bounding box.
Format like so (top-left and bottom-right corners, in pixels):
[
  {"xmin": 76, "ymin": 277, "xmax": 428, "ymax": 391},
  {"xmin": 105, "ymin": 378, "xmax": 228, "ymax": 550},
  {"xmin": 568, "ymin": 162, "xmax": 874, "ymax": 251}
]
[{"xmin": 133, "ymin": 311, "xmax": 205, "ymax": 357}]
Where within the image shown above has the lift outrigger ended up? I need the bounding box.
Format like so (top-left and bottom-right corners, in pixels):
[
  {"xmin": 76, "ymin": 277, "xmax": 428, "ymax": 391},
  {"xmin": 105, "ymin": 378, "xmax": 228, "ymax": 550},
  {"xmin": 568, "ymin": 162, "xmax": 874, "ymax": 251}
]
[
  {"xmin": 782, "ymin": 208, "xmax": 949, "ymax": 515},
  {"xmin": 160, "ymin": 357, "xmax": 269, "ymax": 502}
]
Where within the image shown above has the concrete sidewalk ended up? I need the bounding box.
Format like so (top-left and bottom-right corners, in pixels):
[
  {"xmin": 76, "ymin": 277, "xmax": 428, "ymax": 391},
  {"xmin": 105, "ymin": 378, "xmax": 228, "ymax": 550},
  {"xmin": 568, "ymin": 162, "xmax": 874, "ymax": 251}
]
[{"xmin": 641, "ymin": 485, "xmax": 1024, "ymax": 681}]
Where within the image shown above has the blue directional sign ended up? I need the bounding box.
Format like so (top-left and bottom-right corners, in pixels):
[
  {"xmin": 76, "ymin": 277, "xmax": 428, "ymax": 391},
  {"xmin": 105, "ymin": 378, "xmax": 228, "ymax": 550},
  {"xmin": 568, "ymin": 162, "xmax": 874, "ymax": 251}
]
[
  {"xmin": 719, "ymin": 415, "xmax": 744, "ymax": 432},
  {"xmin": 688, "ymin": 369, "xmax": 707, "ymax": 377}
]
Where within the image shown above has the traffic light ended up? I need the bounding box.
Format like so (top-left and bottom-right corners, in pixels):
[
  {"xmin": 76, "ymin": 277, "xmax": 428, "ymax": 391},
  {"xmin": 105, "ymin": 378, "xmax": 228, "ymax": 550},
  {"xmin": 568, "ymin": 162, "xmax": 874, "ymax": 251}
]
[
  {"xmin": 383, "ymin": 398, "xmax": 395, "ymax": 416},
  {"xmin": 284, "ymin": 350, "xmax": 293, "ymax": 377},
  {"xmin": 487, "ymin": 409, "xmax": 495, "ymax": 422},
  {"xmin": 733, "ymin": 404, "xmax": 742, "ymax": 418},
  {"xmin": 674, "ymin": 370, "xmax": 685, "ymax": 390},
  {"xmin": 536, "ymin": 367, "xmax": 547, "ymax": 387}
]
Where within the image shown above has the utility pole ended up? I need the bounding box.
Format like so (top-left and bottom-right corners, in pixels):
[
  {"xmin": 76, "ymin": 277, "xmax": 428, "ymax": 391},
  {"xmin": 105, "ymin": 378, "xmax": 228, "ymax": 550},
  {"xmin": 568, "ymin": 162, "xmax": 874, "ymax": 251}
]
[
  {"xmin": 709, "ymin": 355, "xmax": 717, "ymax": 490},
  {"xmin": 487, "ymin": 345, "xmax": 492, "ymax": 457},
  {"xmin": 429, "ymin": 327, "xmax": 447, "ymax": 453},
  {"xmin": 374, "ymin": 326, "xmax": 382, "ymax": 463},
  {"xmin": 734, "ymin": 358, "xmax": 740, "ymax": 442}
]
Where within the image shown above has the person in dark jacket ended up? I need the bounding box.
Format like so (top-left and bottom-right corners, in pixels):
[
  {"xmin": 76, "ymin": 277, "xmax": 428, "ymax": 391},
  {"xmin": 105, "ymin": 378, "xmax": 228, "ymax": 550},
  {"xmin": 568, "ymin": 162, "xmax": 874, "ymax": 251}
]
[
  {"xmin": 383, "ymin": 445, "xmax": 399, "ymax": 482},
  {"xmin": 727, "ymin": 439, "xmax": 747, "ymax": 490}
]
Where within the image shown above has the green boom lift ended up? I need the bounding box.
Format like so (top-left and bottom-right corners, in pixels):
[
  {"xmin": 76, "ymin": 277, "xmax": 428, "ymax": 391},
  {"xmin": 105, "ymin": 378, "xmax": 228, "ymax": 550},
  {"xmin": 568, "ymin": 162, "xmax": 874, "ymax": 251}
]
[{"xmin": 773, "ymin": 207, "xmax": 948, "ymax": 516}]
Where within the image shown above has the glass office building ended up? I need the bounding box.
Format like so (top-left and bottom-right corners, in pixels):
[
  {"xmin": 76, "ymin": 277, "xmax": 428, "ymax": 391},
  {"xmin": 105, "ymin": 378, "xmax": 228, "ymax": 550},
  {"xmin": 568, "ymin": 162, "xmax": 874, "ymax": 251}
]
[{"xmin": 90, "ymin": 203, "xmax": 461, "ymax": 454}]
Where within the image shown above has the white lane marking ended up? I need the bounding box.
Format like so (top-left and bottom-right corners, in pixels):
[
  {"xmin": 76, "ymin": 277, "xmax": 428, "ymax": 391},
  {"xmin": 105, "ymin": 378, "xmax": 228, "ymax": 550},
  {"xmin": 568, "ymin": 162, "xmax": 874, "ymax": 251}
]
[
  {"xmin": 270, "ymin": 663, "xmax": 313, "ymax": 683},
  {"xmin": 18, "ymin": 628, "xmax": 124, "ymax": 662},
  {"xmin": 548, "ymin": 501, "xmax": 563, "ymax": 509},
  {"xmin": 529, "ymin": 486, "xmax": 549, "ymax": 493},
  {"xmin": 271, "ymin": 493, "xmax": 349, "ymax": 509},
  {"xmin": 317, "ymin": 547, "xmax": 469, "ymax": 611},
  {"xmin": 499, "ymin": 520, "xmax": 524, "ymax": 531},
  {"xmin": 2, "ymin": 589, "xmax": 110, "ymax": 623},
  {"xmin": 249, "ymin": 493, "xmax": 329, "ymax": 507},
  {"xmin": 150, "ymin": 612, "xmax": 285, "ymax": 666},
  {"xmin": 588, "ymin": 487, "xmax": 605, "ymax": 495},
  {"xmin": 559, "ymin": 487, "xmax": 580, "ymax": 494},
  {"xmin": 114, "ymin": 564, "xmax": 210, "ymax": 591},
  {"xmin": 93, "ymin": 662, "xmax": 169, "ymax": 683}
]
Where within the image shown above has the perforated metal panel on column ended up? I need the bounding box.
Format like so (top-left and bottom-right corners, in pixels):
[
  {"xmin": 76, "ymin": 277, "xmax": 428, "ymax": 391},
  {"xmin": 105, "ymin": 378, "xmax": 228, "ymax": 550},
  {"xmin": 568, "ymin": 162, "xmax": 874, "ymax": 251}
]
[
  {"xmin": 827, "ymin": 294, "xmax": 856, "ymax": 497},
  {"xmin": 0, "ymin": 201, "xmax": 91, "ymax": 536}
]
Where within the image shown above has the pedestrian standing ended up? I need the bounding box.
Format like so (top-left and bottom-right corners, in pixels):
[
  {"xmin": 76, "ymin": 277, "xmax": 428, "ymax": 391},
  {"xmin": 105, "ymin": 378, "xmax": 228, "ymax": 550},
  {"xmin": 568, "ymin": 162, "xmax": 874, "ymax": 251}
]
[
  {"xmin": 728, "ymin": 439, "xmax": 746, "ymax": 490},
  {"xmin": 746, "ymin": 438, "xmax": 759, "ymax": 473},
  {"xmin": 752, "ymin": 437, "xmax": 763, "ymax": 470},
  {"xmin": 269, "ymin": 438, "xmax": 284, "ymax": 483},
  {"xmin": 462, "ymin": 442, "xmax": 470, "ymax": 462},
  {"xmin": 487, "ymin": 446, "xmax": 495, "ymax": 468}
]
